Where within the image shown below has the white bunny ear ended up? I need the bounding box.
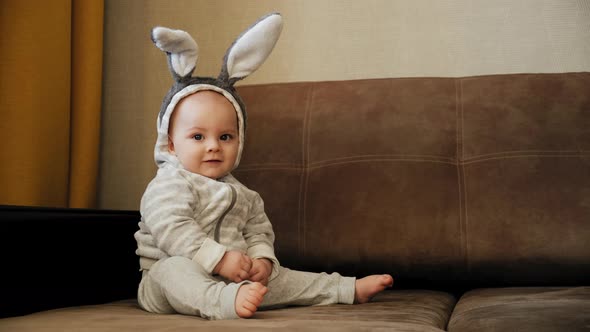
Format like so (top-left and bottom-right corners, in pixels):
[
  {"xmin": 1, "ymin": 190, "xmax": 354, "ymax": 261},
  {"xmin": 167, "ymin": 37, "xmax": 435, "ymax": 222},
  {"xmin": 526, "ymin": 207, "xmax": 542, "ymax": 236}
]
[
  {"xmin": 223, "ymin": 13, "xmax": 283, "ymax": 81},
  {"xmin": 151, "ymin": 27, "xmax": 199, "ymax": 78}
]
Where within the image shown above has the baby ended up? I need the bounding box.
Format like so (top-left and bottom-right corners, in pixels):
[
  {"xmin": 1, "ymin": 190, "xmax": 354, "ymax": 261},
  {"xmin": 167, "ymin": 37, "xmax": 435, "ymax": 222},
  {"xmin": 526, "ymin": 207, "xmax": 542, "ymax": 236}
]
[{"xmin": 134, "ymin": 13, "xmax": 393, "ymax": 320}]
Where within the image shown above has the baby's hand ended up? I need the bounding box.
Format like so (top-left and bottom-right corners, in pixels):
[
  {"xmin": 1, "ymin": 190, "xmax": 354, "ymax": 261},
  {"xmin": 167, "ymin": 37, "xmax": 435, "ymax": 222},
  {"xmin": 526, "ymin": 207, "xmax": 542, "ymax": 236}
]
[
  {"xmin": 249, "ymin": 258, "xmax": 273, "ymax": 286},
  {"xmin": 213, "ymin": 251, "xmax": 252, "ymax": 283}
]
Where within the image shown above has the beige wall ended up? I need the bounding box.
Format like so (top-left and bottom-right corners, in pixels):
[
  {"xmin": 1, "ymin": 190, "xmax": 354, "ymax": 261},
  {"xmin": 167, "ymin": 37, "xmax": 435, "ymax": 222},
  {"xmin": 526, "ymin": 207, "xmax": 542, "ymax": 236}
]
[{"xmin": 99, "ymin": 0, "xmax": 590, "ymax": 210}]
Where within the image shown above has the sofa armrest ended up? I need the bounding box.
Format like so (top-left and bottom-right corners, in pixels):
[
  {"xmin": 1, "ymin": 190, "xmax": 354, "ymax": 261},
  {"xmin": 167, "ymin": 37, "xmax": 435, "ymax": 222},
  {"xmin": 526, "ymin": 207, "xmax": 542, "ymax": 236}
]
[{"xmin": 0, "ymin": 205, "xmax": 141, "ymax": 318}]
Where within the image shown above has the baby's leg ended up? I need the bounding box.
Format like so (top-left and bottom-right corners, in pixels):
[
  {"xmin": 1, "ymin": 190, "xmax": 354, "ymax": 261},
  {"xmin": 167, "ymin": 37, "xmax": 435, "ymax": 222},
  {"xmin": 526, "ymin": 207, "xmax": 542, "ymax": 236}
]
[
  {"xmin": 354, "ymin": 274, "xmax": 394, "ymax": 304},
  {"xmin": 138, "ymin": 256, "xmax": 247, "ymax": 320},
  {"xmin": 260, "ymin": 267, "xmax": 356, "ymax": 309}
]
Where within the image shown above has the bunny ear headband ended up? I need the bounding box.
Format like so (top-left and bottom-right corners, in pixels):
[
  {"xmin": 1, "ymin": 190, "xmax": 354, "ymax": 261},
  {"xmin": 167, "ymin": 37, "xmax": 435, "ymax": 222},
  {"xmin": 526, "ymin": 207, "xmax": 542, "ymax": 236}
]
[{"xmin": 151, "ymin": 13, "xmax": 283, "ymax": 170}]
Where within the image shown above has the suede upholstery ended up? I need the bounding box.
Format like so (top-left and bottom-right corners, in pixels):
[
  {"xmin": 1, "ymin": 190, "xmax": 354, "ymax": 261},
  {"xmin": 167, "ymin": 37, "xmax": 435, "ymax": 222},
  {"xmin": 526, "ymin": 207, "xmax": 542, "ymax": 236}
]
[
  {"xmin": 1, "ymin": 73, "xmax": 588, "ymax": 331},
  {"xmin": 448, "ymin": 287, "xmax": 590, "ymax": 332},
  {"xmin": 0, "ymin": 291, "xmax": 456, "ymax": 332},
  {"xmin": 235, "ymin": 73, "xmax": 590, "ymax": 287}
]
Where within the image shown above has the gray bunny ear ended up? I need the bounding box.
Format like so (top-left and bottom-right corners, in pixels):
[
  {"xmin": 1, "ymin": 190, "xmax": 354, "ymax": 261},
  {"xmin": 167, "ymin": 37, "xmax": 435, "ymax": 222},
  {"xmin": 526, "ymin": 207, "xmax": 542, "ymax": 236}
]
[
  {"xmin": 221, "ymin": 13, "xmax": 283, "ymax": 83},
  {"xmin": 151, "ymin": 26, "xmax": 199, "ymax": 79}
]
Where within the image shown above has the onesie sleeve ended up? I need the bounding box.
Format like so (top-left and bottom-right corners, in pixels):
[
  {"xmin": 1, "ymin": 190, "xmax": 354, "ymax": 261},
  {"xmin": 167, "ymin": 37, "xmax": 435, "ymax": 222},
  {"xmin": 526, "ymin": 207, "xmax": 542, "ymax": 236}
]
[
  {"xmin": 140, "ymin": 172, "xmax": 226, "ymax": 274},
  {"xmin": 243, "ymin": 193, "xmax": 280, "ymax": 276}
]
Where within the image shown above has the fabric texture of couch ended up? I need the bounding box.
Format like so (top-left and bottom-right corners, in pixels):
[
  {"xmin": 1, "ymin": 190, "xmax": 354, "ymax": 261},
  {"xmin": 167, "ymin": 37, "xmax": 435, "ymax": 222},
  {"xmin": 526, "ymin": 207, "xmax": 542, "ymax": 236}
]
[{"xmin": 1, "ymin": 72, "xmax": 589, "ymax": 331}]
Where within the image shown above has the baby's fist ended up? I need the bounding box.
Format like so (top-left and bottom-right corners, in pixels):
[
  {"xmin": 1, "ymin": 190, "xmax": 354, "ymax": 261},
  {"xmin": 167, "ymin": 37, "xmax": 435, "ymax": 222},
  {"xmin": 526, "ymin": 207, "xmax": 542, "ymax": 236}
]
[
  {"xmin": 249, "ymin": 258, "xmax": 273, "ymax": 286},
  {"xmin": 213, "ymin": 251, "xmax": 252, "ymax": 283}
]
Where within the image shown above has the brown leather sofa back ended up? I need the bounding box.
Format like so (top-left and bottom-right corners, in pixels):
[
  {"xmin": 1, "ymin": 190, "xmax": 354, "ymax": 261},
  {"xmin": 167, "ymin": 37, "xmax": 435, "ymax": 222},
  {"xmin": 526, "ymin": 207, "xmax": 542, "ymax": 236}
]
[{"xmin": 234, "ymin": 73, "xmax": 590, "ymax": 288}]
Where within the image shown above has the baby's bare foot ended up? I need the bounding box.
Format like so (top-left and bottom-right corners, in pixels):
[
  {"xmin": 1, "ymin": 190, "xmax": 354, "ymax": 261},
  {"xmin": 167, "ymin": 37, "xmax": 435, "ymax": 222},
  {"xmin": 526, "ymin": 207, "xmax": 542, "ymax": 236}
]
[
  {"xmin": 235, "ymin": 282, "xmax": 267, "ymax": 318},
  {"xmin": 354, "ymin": 274, "xmax": 394, "ymax": 304}
]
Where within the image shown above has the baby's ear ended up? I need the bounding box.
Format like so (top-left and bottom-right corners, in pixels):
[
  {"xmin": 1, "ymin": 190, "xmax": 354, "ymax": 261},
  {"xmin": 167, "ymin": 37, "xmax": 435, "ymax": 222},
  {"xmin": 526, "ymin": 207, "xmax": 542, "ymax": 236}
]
[
  {"xmin": 219, "ymin": 13, "xmax": 283, "ymax": 84},
  {"xmin": 152, "ymin": 26, "xmax": 199, "ymax": 80},
  {"xmin": 167, "ymin": 135, "xmax": 176, "ymax": 155}
]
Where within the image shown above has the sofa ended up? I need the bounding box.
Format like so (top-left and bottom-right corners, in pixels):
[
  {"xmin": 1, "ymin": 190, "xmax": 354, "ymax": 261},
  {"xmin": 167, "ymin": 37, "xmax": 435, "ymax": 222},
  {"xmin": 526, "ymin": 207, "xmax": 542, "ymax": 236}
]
[{"xmin": 1, "ymin": 72, "xmax": 588, "ymax": 331}]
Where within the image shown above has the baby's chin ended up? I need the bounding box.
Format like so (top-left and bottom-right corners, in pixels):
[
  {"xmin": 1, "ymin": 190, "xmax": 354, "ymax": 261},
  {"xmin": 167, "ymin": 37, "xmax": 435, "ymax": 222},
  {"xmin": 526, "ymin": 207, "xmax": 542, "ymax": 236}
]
[
  {"xmin": 197, "ymin": 169, "xmax": 231, "ymax": 180},
  {"xmin": 183, "ymin": 163, "xmax": 233, "ymax": 180}
]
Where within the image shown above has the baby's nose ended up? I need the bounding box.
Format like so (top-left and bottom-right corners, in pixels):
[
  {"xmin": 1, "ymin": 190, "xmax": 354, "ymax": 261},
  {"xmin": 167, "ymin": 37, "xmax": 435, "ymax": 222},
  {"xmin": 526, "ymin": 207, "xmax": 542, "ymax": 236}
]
[{"xmin": 207, "ymin": 139, "xmax": 221, "ymax": 152}]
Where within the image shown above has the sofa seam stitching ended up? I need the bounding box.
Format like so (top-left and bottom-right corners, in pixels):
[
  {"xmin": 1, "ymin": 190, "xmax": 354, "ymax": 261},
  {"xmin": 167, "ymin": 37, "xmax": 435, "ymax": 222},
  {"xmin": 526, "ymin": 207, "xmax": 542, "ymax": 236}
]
[
  {"xmin": 462, "ymin": 151, "xmax": 589, "ymax": 164},
  {"xmin": 233, "ymin": 150, "xmax": 589, "ymax": 171},
  {"xmin": 300, "ymin": 83, "xmax": 314, "ymax": 258},
  {"xmin": 310, "ymin": 154, "xmax": 456, "ymax": 165},
  {"xmin": 458, "ymin": 78, "xmax": 470, "ymax": 278},
  {"xmin": 235, "ymin": 150, "xmax": 589, "ymax": 171}
]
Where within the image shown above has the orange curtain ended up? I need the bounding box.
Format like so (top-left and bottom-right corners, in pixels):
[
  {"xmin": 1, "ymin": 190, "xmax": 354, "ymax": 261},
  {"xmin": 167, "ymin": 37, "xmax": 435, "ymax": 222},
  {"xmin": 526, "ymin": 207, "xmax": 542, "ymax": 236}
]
[{"xmin": 0, "ymin": 0, "xmax": 104, "ymax": 208}]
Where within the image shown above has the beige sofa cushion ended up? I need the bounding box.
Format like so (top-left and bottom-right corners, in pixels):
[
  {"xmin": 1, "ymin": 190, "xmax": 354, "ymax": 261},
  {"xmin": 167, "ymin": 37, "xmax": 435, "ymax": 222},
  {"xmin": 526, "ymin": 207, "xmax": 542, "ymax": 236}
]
[
  {"xmin": 448, "ymin": 287, "xmax": 590, "ymax": 332},
  {"xmin": 0, "ymin": 290, "xmax": 454, "ymax": 331}
]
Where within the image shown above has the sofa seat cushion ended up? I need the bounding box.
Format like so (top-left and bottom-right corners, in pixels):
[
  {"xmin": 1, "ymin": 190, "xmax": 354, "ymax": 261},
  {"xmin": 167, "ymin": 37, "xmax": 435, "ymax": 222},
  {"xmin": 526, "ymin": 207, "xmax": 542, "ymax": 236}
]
[
  {"xmin": 448, "ymin": 287, "xmax": 590, "ymax": 332},
  {"xmin": 0, "ymin": 290, "xmax": 455, "ymax": 331}
]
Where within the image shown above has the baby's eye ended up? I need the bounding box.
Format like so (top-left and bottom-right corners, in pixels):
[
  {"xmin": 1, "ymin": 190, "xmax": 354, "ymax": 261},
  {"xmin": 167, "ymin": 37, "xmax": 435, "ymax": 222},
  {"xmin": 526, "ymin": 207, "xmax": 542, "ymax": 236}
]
[
  {"xmin": 193, "ymin": 134, "xmax": 203, "ymax": 141},
  {"xmin": 220, "ymin": 134, "xmax": 232, "ymax": 141}
]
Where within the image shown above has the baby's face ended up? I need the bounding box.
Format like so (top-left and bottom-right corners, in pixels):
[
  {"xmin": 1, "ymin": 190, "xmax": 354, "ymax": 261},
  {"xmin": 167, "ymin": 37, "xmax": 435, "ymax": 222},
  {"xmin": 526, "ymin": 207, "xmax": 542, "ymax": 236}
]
[{"xmin": 168, "ymin": 91, "xmax": 239, "ymax": 179}]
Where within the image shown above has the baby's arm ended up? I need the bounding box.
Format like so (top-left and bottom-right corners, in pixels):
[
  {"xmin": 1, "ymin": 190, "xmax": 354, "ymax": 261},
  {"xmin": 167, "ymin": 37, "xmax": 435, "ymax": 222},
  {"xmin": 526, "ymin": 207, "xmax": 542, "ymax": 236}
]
[
  {"xmin": 243, "ymin": 193, "xmax": 280, "ymax": 278},
  {"xmin": 141, "ymin": 173, "xmax": 226, "ymax": 274}
]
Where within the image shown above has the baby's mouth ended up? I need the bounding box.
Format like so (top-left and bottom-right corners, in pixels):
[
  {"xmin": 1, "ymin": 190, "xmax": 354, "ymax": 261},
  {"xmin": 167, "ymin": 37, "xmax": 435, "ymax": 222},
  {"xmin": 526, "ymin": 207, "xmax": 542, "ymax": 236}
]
[{"xmin": 204, "ymin": 159, "xmax": 222, "ymax": 163}]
